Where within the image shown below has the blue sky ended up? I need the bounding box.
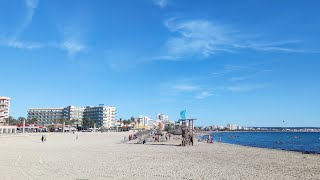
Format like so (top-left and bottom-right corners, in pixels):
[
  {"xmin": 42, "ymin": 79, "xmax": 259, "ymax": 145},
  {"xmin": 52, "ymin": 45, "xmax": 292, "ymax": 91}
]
[{"xmin": 1, "ymin": 0, "xmax": 320, "ymax": 127}]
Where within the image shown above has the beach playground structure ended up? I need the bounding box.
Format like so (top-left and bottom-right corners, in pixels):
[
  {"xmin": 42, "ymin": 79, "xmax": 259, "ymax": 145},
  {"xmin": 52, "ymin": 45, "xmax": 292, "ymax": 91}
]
[
  {"xmin": 178, "ymin": 118, "xmax": 196, "ymax": 146},
  {"xmin": 168, "ymin": 110, "xmax": 197, "ymax": 146},
  {"xmin": 168, "ymin": 109, "xmax": 197, "ymax": 146}
]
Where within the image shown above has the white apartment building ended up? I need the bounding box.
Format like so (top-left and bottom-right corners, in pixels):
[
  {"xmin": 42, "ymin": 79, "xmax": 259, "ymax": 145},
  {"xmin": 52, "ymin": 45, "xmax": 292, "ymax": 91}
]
[
  {"xmin": 28, "ymin": 108, "xmax": 64, "ymax": 125},
  {"xmin": 138, "ymin": 115, "xmax": 153, "ymax": 128},
  {"xmin": 0, "ymin": 96, "xmax": 10, "ymax": 125},
  {"xmin": 227, "ymin": 124, "xmax": 237, "ymax": 130},
  {"xmin": 28, "ymin": 105, "xmax": 117, "ymax": 128},
  {"xmin": 64, "ymin": 106, "xmax": 85, "ymax": 125},
  {"xmin": 83, "ymin": 106, "xmax": 117, "ymax": 128},
  {"xmin": 156, "ymin": 113, "xmax": 169, "ymax": 122}
]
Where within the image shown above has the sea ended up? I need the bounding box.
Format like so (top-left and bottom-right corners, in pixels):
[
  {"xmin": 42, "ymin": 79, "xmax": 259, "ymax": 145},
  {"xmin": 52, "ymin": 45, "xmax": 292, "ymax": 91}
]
[{"xmin": 199, "ymin": 132, "xmax": 320, "ymax": 154}]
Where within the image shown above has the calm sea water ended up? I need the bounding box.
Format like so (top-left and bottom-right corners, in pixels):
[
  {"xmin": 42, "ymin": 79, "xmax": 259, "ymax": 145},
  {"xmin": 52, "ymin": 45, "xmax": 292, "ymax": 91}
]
[{"xmin": 199, "ymin": 132, "xmax": 320, "ymax": 154}]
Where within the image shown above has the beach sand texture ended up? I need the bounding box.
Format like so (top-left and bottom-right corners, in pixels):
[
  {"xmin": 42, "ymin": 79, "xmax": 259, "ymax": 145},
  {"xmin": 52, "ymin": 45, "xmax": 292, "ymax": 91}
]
[{"xmin": 0, "ymin": 132, "xmax": 319, "ymax": 180}]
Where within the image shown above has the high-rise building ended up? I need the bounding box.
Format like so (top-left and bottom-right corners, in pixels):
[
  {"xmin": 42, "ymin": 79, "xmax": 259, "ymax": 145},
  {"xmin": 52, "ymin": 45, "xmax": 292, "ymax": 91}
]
[
  {"xmin": 135, "ymin": 115, "xmax": 153, "ymax": 129},
  {"xmin": 83, "ymin": 106, "xmax": 116, "ymax": 128},
  {"xmin": 64, "ymin": 106, "xmax": 85, "ymax": 125},
  {"xmin": 0, "ymin": 96, "xmax": 10, "ymax": 125},
  {"xmin": 156, "ymin": 113, "xmax": 169, "ymax": 122},
  {"xmin": 27, "ymin": 105, "xmax": 117, "ymax": 128},
  {"xmin": 227, "ymin": 124, "xmax": 237, "ymax": 130}
]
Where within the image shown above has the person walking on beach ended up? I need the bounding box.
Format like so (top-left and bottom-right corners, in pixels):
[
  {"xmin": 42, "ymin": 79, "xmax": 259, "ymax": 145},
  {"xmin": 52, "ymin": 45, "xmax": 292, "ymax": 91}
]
[{"xmin": 41, "ymin": 135, "xmax": 44, "ymax": 143}]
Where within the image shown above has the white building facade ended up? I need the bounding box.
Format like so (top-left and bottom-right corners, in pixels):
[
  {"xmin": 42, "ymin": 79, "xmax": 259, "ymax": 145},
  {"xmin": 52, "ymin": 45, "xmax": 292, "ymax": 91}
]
[
  {"xmin": 83, "ymin": 106, "xmax": 117, "ymax": 128},
  {"xmin": 138, "ymin": 115, "xmax": 153, "ymax": 128},
  {"xmin": 156, "ymin": 113, "xmax": 169, "ymax": 122},
  {"xmin": 28, "ymin": 105, "xmax": 117, "ymax": 128},
  {"xmin": 227, "ymin": 124, "xmax": 237, "ymax": 130},
  {"xmin": 64, "ymin": 106, "xmax": 85, "ymax": 125},
  {"xmin": 0, "ymin": 96, "xmax": 10, "ymax": 125},
  {"xmin": 28, "ymin": 108, "xmax": 65, "ymax": 125}
]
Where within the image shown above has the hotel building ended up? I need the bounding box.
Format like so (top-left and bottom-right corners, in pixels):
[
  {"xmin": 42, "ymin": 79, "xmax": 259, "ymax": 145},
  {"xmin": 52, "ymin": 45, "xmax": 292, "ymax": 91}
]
[
  {"xmin": 156, "ymin": 113, "xmax": 169, "ymax": 122},
  {"xmin": 64, "ymin": 106, "xmax": 85, "ymax": 125},
  {"xmin": 136, "ymin": 115, "xmax": 153, "ymax": 129},
  {"xmin": 227, "ymin": 124, "xmax": 237, "ymax": 130},
  {"xmin": 27, "ymin": 108, "xmax": 64, "ymax": 125},
  {"xmin": 83, "ymin": 106, "xmax": 116, "ymax": 128},
  {"xmin": 27, "ymin": 105, "xmax": 116, "ymax": 128},
  {"xmin": 0, "ymin": 96, "xmax": 10, "ymax": 125}
]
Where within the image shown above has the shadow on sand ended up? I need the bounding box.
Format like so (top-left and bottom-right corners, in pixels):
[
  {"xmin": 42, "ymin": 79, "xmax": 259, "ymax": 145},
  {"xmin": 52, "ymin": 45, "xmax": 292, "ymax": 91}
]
[{"xmin": 143, "ymin": 143, "xmax": 180, "ymax": 146}]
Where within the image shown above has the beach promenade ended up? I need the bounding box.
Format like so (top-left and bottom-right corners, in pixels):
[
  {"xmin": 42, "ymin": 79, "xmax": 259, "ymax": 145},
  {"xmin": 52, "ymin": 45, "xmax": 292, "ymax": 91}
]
[{"xmin": 0, "ymin": 132, "xmax": 319, "ymax": 180}]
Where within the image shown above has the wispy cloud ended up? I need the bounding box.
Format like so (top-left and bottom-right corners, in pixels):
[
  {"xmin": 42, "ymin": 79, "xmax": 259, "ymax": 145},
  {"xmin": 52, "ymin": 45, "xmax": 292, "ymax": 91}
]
[
  {"xmin": 153, "ymin": 0, "xmax": 168, "ymax": 8},
  {"xmin": 60, "ymin": 40, "xmax": 86, "ymax": 57},
  {"xmin": 160, "ymin": 80, "xmax": 214, "ymax": 100},
  {"xmin": 173, "ymin": 84, "xmax": 199, "ymax": 92},
  {"xmin": 6, "ymin": 39, "xmax": 45, "ymax": 49},
  {"xmin": 159, "ymin": 63, "xmax": 271, "ymax": 100},
  {"xmin": 196, "ymin": 91, "xmax": 213, "ymax": 99},
  {"xmin": 14, "ymin": 0, "xmax": 39, "ymax": 38},
  {"xmin": 156, "ymin": 18, "xmax": 305, "ymax": 61},
  {"xmin": 226, "ymin": 83, "xmax": 269, "ymax": 92}
]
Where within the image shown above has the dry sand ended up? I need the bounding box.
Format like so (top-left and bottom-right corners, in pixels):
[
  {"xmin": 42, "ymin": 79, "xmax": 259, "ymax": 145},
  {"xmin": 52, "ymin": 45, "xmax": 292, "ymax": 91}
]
[{"xmin": 0, "ymin": 132, "xmax": 319, "ymax": 180}]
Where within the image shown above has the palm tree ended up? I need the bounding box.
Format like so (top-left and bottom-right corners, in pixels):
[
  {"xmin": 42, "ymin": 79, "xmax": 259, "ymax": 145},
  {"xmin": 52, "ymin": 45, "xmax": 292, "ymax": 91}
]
[
  {"xmin": 17, "ymin": 117, "xmax": 26, "ymax": 125},
  {"xmin": 58, "ymin": 118, "xmax": 66, "ymax": 124},
  {"xmin": 69, "ymin": 119, "xmax": 77, "ymax": 126},
  {"xmin": 30, "ymin": 117, "xmax": 37, "ymax": 124},
  {"xmin": 5, "ymin": 116, "xmax": 16, "ymax": 125},
  {"xmin": 137, "ymin": 118, "xmax": 141, "ymax": 129}
]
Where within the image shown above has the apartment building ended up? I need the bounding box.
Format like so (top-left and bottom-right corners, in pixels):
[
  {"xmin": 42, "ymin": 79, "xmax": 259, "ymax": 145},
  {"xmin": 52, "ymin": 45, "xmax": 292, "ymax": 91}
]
[
  {"xmin": 156, "ymin": 113, "xmax": 169, "ymax": 122},
  {"xmin": 227, "ymin": 124, "xmax": 237, "ymax": 130},
  {"xmin": 27, "ymin": 105, "xmax": 116, "ymax": 128},
  {"xmin": 136, "ymin": 115, "xmax": 153, "ymax": 129},
  {"xmin": 0, "ymin": 96, "xmax": 10, "ymax": 125},
  {"xmin": 27, "ymin": 108, "xmax": 64, "ymax": 125},
  {"xmin": 83, "ymin": 106, "xmax": 117, "ymax": 128},
  {"xmin": 64, "ymin": 106, "xmax": 85, "ymax": 125}
]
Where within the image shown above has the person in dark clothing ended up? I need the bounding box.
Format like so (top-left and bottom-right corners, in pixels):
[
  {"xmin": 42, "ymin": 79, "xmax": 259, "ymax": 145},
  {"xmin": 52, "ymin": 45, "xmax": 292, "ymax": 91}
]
[{"xmin": 41, "ymin": 135, "xmax": 44, "ymax": 143}]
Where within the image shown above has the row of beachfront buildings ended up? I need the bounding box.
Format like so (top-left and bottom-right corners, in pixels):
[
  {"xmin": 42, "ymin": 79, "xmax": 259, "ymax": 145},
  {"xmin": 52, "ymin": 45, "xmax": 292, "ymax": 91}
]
[{"xmin": 0, "ymin": 96, "xmax": 170, "ymax": 130}]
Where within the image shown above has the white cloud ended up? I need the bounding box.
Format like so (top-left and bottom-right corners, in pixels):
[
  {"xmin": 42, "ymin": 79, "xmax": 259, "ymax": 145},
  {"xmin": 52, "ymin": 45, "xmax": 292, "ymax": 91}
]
[
  {"xmin": 14, "ymin": 0, "xmax": 39, "ymax": 37},
  {"xmin": 153, "ymin": 0, "xmax": 168, "ymax": 8},
  {"xmin": 227, "ymin": 83, "xmax": 269, "ymax": 92},
  {"xmin": 60, "ymin": 40, "xmax": 86, "ymax": 57},
  {"xmin": 6, "ymin": 39, "xmax": 45, "ymax": 49},
  {"xmin": 196, "ymin": 91, "xmax": 213, "ymax": 99},
  {"xmin": 173, "ymin": 84, "xmax": 199, "ymax": 92},
  {"xmin": 0, "ymin": 38, "xmax": 86, "ymax": 56},
  {"xmin": 158, "ymin": 18, "xmax": 304, "ymax": 61},
  {"xmin": 164, "ymin": 18, "xmax": 232, "ymax": 58},
  {"xmin": 160, "ymin": 81, "xmax": 214, "ymax": 99}
]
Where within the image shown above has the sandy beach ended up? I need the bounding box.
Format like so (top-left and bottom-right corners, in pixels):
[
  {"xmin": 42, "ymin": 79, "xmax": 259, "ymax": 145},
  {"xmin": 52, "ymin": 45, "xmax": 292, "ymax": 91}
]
[{"xmin": 0, "ymin": 132, "xmax": 319, "ymax": 180}]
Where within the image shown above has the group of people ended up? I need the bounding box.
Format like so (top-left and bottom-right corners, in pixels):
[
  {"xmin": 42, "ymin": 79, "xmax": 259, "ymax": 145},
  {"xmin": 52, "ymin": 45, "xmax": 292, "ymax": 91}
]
[
  {"xmin": 198, "ymin": 135, "xmax": 222, "ymax": 143},
  {"xmin": 128, "ymin": 134, "xmax": 137, "ymax": 141}
]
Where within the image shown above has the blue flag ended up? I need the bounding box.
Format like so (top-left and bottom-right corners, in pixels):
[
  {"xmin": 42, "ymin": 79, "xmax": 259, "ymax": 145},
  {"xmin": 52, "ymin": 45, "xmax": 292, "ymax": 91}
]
[{"xmin": 180, "ymin": 109, "xmax": 186, "ymax": 119}]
